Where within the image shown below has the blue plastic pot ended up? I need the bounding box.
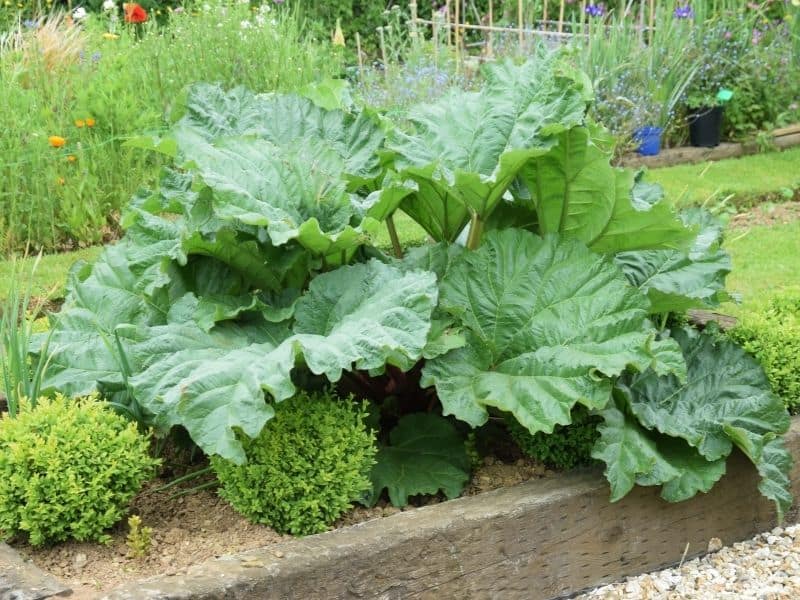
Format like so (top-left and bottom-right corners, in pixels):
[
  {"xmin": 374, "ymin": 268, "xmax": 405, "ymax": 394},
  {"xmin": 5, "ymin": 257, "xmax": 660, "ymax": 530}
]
[{"xmin": 634, "ymin": 126, "xmax": 664, "ymax": 156}]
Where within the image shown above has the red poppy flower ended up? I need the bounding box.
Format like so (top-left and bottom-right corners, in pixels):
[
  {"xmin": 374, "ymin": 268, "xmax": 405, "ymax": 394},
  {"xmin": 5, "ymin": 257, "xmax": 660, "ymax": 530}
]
[{"xmin": 123, "ymin": 3, "xmax": 148, "ymax": 23}]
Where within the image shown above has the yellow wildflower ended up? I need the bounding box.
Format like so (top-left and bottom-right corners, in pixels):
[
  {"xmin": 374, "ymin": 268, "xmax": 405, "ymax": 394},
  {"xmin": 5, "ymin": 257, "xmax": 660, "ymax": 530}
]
[
  {"xmin": 75, "ymin": 119, "xmax": 85, "ymax": 128},
  {"xmin": 103, "ymin": 32, "xmax": 120, "ymax": 40},
  {"xmin": 66, "ymin": 155, "xmax": 77, "ymax": 163}
]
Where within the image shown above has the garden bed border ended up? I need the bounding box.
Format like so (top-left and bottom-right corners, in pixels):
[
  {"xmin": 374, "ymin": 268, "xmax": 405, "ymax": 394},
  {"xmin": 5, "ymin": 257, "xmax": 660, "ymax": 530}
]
[
  {"xmin": 82, "ymin": 416, "xmax": 800, "ymax": 600},
  {"xmin": 620, "ymin": 124, "xmax": 800, "ymax": 169}
]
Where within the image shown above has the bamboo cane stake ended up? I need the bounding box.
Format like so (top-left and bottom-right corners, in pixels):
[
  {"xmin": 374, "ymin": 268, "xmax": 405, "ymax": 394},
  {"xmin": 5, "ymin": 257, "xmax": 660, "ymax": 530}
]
[
  {"xmin": 378, "ymin": 26, "xmax": 388, "ymax": 72},
  {"xmin": 433, "ymin": 5, "xmax": 440, "ymax": 69},
  {"xmin": 445, "ymin": 0, "xmax": 452, "ymax": 47},
  {"xmin": 517, "ymin": 0, "xmax": 523, "ymax": 48},
  {"xmin": 487, "ymin": 0, "xmax": 493, "ymax": 58},
  {"xmin": 409, "ymin": 1, "xmax": 419, "ymax": 49},
  {"xmin": 558, "ymin": 0, "xmax": 565, "ymax": 34},
  {"xmin": 543, "ymin": 0, "xmax": 548, "ymax": 32},
  {"xmin": 455, "ymin": 0, "xmax": 461, "ymax": 68},
  {"xmin": 355, "ymin": 32, "xmax": 364, "ymax": 85},
  {"xmin": 415, "ymin": 18, "xmax": 579, "ymax": 38},
  {"xmin": 648, "ymin": 0, "xmax": 655, "ymax": 38}
]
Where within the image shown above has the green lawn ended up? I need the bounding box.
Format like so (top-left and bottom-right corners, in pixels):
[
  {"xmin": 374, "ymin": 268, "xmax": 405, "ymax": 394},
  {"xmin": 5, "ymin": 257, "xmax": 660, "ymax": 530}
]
[
  {"xmin": 724, "ymin": 221, "xmax": 800, "ymax": 313},
  {"xmin": 0, "ymin": 248, "xmax": 101, "ymax": 302},
  {"xmin": 647, "ymin": 147, "xmax": 800, "ymax": 208}
]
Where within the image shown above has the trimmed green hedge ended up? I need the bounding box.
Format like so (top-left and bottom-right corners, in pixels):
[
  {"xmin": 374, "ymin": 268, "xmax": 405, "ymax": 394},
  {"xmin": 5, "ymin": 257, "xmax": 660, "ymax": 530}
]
[{"xmin": 728, "ymin": 288, "xmax": 800, "ymax": 414}]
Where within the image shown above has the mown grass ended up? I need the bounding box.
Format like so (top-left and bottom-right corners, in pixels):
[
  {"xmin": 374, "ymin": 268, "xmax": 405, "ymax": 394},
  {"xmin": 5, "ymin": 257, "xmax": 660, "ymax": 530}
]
[
  {"xmin": 724, "ymin": 221, "xmax": 800, "ymax": 313},
  {"xmin": 648, "ymin": 147, "xmax": 800, "ymax": 208}
]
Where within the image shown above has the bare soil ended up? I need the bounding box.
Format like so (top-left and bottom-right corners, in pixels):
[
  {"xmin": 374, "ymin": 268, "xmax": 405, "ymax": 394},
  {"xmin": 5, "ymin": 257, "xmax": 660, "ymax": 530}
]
[
  {"xmin": 728, "ymin": 200, "xmax": 800, "ymax": 229},
  {"xmin": 13, "ymin": 456, "xmax": 554, "ymax": 599}
]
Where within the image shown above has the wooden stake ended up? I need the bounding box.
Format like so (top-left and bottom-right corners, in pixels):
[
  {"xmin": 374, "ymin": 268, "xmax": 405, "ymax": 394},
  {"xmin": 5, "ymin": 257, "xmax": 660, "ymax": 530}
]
[
  {"xmin": 445, "ymin": 0, "xmax": 452, "ymax": 47},
  {"xmin": 355, "ymin": 32, "xmax": 364, "ymax": 85},
  {"xmin": 455, "ymin": 0, "xmax": 461, "ymax": 67},
  {"xmin": 558, "ymin": 0, "xmax": 565, "ymax": 34},
  {"xmin": 409, "ymin": 1, "xmax": 419, "ymax": 49},
  {"xmin": 517, "ymin": 0, "xmax": 523, "ymax": 48},
  {"xmin": 378, "ymin": 26, "xmax": 388, "ymax": 71},
  {"xmin": 543, "ymin": 0, "xmax": 548, "ymax": 32},
  {"xmin": 648, "ymin": 0, "xmax": 655, "ymax": 37},
  {"xmin": 487, "ymin": 0, "xmax": 494, "ymax": 58},
  {"xmin": 433, "ymin": 5, "xmax": 440, "ymax": 68}
]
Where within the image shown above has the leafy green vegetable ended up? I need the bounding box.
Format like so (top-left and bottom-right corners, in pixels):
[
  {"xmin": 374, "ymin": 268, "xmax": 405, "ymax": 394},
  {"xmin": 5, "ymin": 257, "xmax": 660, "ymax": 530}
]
[
  {"xmin": 368, "ymin": 413, "xmax": 471, "ymax": 506},
  {"xmin": 615, "ymin": 208, "xmax": 731, "ymax": 313},
  {"xmin": 596, "ymin": 327, "xmax": 792, "ymax": 518},
  {"xmin": 386, "ymin": 56, "xmax": 588, "ymax": 243},
  {"xmin": 422, "ymin": 228, "xmax": 671, "ymax": 433}
]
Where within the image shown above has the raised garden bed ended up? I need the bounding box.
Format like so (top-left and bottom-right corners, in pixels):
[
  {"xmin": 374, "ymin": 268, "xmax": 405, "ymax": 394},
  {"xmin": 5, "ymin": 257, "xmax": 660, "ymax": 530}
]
[
  {"xmin": 5, "ymin": 417, "xmax": 798, "ymax": 600},
  {"xmin": 621, "ymin": 124, "xmax": 800, "ymax": 169}
]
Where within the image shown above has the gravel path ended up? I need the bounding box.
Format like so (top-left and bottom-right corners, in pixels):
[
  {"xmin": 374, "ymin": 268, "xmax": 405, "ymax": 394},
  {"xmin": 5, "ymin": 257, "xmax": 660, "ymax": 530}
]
[{"xmin": 576, "ymin": 523, "xmax": 800, "ymax": 599}]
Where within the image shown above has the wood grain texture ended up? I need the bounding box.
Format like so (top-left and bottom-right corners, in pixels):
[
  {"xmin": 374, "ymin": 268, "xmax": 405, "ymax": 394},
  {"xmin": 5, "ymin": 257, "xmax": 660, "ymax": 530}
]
[{"xmin": 102, "ymin": 418, "xmax": 800, "ymax": 600}]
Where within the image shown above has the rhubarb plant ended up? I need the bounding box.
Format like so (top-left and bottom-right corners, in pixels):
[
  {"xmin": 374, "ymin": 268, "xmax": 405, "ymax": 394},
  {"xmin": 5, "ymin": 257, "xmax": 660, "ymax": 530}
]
[{"xmin": 36, "ymin": 57, "xmax": 792, "ymax": 515}]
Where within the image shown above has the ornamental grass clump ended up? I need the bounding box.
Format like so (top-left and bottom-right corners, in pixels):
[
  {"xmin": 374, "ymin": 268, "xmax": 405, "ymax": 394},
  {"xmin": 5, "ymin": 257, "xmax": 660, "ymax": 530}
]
[
  {"xmin": 211, "ymin": 391, "xmax": 376, "ymax": 536},
  {"xmin": 0, "ymin": 394, "xmax": 159, "ymax": 546}
]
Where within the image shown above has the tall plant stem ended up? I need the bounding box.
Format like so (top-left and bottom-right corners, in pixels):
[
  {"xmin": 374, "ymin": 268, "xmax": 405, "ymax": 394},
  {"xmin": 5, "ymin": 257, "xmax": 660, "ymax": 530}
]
[
  {"xmin": 386, "ymin": 214, "xmax": 403, "ymax": 258},
  {"xmin": 466, "ymin": 213, "xmax": 484, "ymax": 250}
]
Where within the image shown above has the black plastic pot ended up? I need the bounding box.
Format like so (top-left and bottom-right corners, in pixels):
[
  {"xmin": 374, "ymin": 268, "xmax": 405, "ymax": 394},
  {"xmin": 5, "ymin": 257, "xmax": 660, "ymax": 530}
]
[{"xmin": 688, "ymin": 106, "xmax": 724, "ymax": 148}]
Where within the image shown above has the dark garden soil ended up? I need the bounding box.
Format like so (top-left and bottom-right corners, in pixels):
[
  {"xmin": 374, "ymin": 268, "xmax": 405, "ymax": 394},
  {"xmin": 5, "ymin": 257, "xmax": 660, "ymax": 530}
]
[
  {"xmin": 728, "ymin": 200, "xmax": 800, "ymax": 229},
  {"xmin": 13, "ymin": 456, "xmax": 554, "ymax": 599}
]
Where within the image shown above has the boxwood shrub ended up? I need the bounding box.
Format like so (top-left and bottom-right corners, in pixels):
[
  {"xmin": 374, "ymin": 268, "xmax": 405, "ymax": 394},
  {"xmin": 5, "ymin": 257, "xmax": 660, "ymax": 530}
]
[
  {"xmin": 211, "ymin": 390, "xmax": 376, "ymax": 536},
  {"xmin": 0, "ymin": 394, "xmax": 159, "ymax": 545},
  {"xmin": 728, "ymin": 288, "xmax": 800, "ymax": 414}
]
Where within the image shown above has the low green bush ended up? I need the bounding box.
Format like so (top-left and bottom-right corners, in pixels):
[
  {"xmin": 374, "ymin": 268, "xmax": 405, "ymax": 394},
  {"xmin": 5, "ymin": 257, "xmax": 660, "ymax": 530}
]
[
  {"xmin": 506, "ymin": 405, "xmax": 601, "ymax": 471},
  {"xmin": 211, "ymin": 391, "xmax": 376, "ymax": 536},
  {"xmin": 728, "ymin": 288, "xmax": 800, "ymax": 414},
  {"xmin": 0, "ymin": 394, "xmax": 159, "ymax": 545}
]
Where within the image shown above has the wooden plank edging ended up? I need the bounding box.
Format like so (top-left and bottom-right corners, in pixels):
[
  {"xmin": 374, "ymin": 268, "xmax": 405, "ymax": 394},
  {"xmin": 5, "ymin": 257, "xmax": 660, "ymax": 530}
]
[
  {"xmin": 620, "ymin": 124, "xmax": 800, "ymax": 169},
  {"xmin": 99, "ymin": 417, "xmax": 800, "ymax": 600}
]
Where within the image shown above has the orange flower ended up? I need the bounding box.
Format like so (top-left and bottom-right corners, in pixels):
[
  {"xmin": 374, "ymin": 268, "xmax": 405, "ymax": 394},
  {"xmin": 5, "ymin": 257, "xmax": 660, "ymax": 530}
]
[
  {"xmin": 75, "ymin": 119, "xmax": 85, "ymax": 128},
  {"xmin": 86, "ymin": 117, "xmax": 96, "ymax": 127},
  {"xmin": 49, "ymin": 136, "xmax": 66, "ymax": 148},
  {"xmin": 66, "ymin": 155, "xmax": 77, "ymax": 163},
  {"xmin": 123, "ymin": 3, "xmax": 148, "ymax": 23}
]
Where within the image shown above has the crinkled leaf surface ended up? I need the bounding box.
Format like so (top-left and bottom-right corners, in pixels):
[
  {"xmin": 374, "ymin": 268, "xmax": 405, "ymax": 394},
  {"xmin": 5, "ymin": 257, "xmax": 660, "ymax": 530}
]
[
  {"xmin": 178, "ymin": 135, "xmax": 378, "ymax": 254},
  {"xmin": 290, "ymin": 259, "xmax": 438, "ymax": 379},
  {"xmin": 387, "ymin": 58, "xmax": 587, "ymax": 241},
  {"xmin": 422, "ymin": 229, "xmax": 663, "ymax": 433},
  {"xmin": 618, "ymin": 327, "xmax": 792, "ymax": 518},
  {"xmin": 592, "ymin": 397, "xmax": 726, "ymax": 502},
  {"xmin": 127, "ymin": 320, "xmax": 295, "ymax": 464},
  {"xmin": 615, "ymin": 209, "xmax": 731, "ymax": 314},
  {"xmin": 175, "ymin": 84, "xmax": 385, "ymax": 188},
  {"xmin": 368, "ymin": 413, "xmax": 471, "ymax": 507}
]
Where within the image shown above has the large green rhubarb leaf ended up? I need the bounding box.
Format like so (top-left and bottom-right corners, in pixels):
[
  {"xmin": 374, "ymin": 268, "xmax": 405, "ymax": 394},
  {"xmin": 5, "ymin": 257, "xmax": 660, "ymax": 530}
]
[
  {"xmin": 387, "ymin": 57, "xmax": 587, "ymax": 242},
  {"xmin": 368, "ymin": 413, "xmax": 471, "ymax": 507},
  {"xmin": 174, "ymin": 84, "xmax": 385, "ymax": 189},
  {"xmin": 615, "ymin": 327, "xmax": 792, "ymax": 518},
  {"xmin": 592, "ymin": 397, "xmax": 726, "ymax": 502},
  {"xmin": 177, "ymin": 134, "xmax": 379, "ymax": 255},
  {"xmin": 615, "ymin": 208, "xmax": 731, "ymax": 314},
  {"xmin": 422, "ymin": 228, "xmax": 667, "ymax": 433},
  {"xmin": 289, "ymin": 259, "xmax": 438, "ymax": 379},
  {"xmin": 127, "ymin": 261, "xmax": 437, "ymax": 463}
]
